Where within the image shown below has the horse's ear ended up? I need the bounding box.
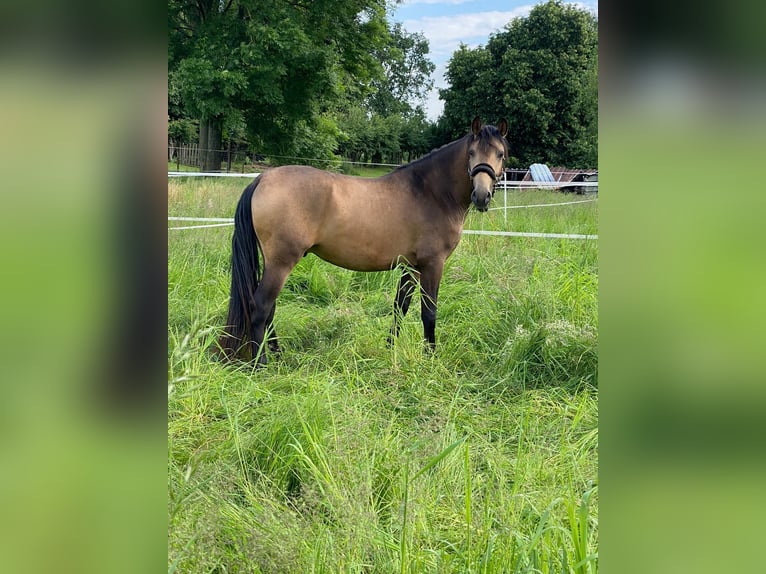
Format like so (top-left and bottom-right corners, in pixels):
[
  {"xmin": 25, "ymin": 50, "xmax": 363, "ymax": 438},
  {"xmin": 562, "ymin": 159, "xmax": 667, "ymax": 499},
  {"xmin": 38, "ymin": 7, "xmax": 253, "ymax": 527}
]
[
  {"xmin": 497, "ymin": 118, "xmax": 508, "ymax": 138},
  {"xmin": 471, "ymin": 116, "xmax": 481, "ymax": 136}
]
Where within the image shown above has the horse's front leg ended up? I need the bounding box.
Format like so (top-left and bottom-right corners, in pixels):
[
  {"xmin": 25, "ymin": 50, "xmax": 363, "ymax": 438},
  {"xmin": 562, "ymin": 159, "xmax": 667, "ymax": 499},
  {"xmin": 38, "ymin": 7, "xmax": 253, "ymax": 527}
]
[
  {"xmin": 387, "ymin": 267, "xmax": 418, "ymax": 347},
  {"xmin": 418, "ymin": 259, "xmax": 445, "ymax": 352}
]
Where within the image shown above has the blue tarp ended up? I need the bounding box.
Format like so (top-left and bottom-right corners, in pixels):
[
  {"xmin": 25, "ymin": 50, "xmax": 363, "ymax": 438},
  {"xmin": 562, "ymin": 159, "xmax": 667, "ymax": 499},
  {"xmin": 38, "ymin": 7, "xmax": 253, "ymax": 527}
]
[{"xmin": 529, "ymin": 163, "xmax": 556, "ymax": 182}]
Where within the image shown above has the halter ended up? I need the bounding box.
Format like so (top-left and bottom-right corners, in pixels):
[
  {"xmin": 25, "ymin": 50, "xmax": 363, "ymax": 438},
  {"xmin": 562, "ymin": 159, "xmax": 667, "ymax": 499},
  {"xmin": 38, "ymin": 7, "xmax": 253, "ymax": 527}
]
[{"xmin": 469, "ymin": 162, "xmax": 502, "ymax": 195}]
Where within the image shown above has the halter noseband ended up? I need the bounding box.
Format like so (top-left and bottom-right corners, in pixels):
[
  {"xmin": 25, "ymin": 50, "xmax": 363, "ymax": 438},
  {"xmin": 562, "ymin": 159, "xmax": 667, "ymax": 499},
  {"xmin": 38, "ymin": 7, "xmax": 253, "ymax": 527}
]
[{"xmin": 469, "ymin": 163, "xmax": 501, "ymax": 194}]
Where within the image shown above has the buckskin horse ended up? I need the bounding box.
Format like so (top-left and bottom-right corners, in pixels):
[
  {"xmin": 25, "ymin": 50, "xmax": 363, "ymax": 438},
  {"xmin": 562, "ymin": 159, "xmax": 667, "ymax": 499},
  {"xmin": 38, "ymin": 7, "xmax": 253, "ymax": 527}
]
[{"xmin": 219, "ymin": 117, "xmax": 508, "ymax": 364}]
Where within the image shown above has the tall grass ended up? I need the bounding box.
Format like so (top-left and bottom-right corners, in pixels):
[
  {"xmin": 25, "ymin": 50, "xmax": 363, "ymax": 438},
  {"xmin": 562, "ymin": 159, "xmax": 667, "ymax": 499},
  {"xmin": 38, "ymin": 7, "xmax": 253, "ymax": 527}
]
[{"xmin": 168, "ymin": 178, "xmax": 598, "ymax": 572}]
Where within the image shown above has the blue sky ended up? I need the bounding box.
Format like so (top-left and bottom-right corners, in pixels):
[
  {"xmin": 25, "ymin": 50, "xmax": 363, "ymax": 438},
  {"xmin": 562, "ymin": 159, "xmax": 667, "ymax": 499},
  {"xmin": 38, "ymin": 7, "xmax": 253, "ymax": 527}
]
[{"xmin": 390, "ymin": 0, "xmax": 598, "ymax": 120}]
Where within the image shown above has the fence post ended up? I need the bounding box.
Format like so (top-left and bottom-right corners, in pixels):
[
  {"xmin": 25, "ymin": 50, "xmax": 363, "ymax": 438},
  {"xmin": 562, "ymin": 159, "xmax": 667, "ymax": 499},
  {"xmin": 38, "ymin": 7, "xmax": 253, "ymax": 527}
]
[{"xmin": 503, "ymin": 172, "xmax": 508, "ymax": 225}]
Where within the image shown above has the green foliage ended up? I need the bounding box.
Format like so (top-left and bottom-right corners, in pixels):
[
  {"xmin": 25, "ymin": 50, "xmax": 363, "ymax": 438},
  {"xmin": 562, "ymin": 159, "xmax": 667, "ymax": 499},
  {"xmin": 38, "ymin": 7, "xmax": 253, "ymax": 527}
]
[
  {"xmin": 272, "ymin": 115, "xmax": 341, "ymax": 169},
  {"xmin": 337, "ymin": 107, "xmax": 433, "ymax": 165},
  {"xmin": 441, "ymin": 44, "xmax": 494, "ymax": 135},
  {"xmin": 168, "ymin": 118, "xmax": 199, "ymax": 145},
  {"xmin": 367, "ymin": 23, "xmax": 436, "ymax": 117},
  {"xmin": 169, "ymin": 1, "xmax": 441, "ymax": 166},
  {"xmin": 168, "ymin": 0, "xmax": 597, "ymax": 170},
  {"xmin": 440, "ymin": 1, "xmax": 598, "ymax": 167},
  {"xmin": 332, "ymin": 21, "xmax": 437, "ymax": 166},
  {"xmin": 169, "ymin": 0, "xmax": 394, "ymax": 159}
]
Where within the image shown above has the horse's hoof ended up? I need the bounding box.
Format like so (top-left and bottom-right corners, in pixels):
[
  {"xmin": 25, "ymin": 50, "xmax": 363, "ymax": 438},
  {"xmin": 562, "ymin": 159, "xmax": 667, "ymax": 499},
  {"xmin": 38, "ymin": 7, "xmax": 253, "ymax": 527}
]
[{"xmin": 252, "ymin": 352, "xmax": 268, "ymax": 368}]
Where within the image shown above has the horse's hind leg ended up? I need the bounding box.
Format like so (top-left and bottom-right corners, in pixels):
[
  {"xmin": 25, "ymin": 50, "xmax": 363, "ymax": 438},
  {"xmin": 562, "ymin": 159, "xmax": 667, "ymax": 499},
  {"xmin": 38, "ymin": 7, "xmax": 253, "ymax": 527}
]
[
  {"xmin": 266, "ymin": 303, "xmax": 281, "ymax": 355},
  {"xmin": 250, "ymin": 261, "xmax": 296, "ymax": 365},
  {"xmin": 387, "ymin": 267, "xmax": 418, "ymax": 347}
]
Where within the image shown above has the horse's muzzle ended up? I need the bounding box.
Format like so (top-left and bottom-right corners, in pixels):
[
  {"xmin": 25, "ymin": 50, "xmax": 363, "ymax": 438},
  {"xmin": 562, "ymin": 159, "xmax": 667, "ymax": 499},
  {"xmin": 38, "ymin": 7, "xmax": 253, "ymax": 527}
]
[{"xmin": 471, "ymin": 190, "xmax": 491, "ymax": 212}]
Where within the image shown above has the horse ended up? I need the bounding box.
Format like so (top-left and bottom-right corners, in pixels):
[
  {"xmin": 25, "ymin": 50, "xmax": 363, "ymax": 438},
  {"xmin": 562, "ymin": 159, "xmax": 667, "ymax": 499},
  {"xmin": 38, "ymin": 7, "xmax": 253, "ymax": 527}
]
[{"xmin": 219, "ymin": 117, "xmax": 509, "ymax": 364}]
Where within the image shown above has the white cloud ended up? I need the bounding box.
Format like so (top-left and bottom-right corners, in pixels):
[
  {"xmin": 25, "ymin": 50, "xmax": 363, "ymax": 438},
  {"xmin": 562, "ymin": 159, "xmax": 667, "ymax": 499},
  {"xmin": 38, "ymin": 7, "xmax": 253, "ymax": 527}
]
[
  {"xmin": 402, "ymin": 2, "xmax": 597, "ymax": 62},
  {"xmin": 421, "ymin": 61, "xmax": 449, "ymax": 120},
  {"xmin": 403, "ymin": 7, "xmax": 535, "ymax": 60},
  {"xmin": 570, "ymin": 2, "xmax": 599, "ymax": 17},
  {"xmin": 403, "ymin": 8, "xmax": 536, "ymax": 120},
  {"xmin": 401, "ymin": 2, "xmax": 599, "ymax": 119},
  {"xmin": 400, "ymin": 0, "xmax": 479, "ymax": 5}
]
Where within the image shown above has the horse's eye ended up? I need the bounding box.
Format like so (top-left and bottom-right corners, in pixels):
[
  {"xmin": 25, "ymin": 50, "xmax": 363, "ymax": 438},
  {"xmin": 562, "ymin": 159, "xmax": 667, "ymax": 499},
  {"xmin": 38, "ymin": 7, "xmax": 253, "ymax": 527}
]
[
  {"xmin": 469, "ymin": 149, "xmax": 475, "ymax": 157},
  {"xmin": 497, "ymin": 152, "xmax": 504, "ymax": 160}
]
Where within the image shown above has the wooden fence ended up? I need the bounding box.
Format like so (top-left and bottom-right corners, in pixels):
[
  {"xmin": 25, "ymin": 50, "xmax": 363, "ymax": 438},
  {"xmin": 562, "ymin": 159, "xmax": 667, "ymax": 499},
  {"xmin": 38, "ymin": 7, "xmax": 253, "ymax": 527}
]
[
  {"xmin": 168, "ymin": 143, "xmax": 200, "ymax": 167},
  {"xmin": 168, "ymin": 143, "xmax": 253, "ymax": 172}
]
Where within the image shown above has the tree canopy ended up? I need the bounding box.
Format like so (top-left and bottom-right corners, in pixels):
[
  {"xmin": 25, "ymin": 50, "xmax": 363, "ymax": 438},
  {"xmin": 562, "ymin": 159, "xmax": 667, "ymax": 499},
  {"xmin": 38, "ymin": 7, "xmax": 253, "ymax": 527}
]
[
  {"xmin": 439, "ymin": 1, "xmax": 598, "ymax": 168},
  {"xmin": 168, "ymin": 0, "xmax": 598, "ymax": 171},
  {"xmin": 169, "ymin": 0, "xmax": 435, "ymax": 169}
]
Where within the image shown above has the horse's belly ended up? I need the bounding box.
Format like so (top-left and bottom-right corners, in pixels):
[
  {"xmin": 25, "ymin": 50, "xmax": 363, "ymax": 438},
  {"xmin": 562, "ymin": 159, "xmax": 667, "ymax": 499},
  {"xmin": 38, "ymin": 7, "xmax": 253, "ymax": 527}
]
[{"xmin": 309, "ymin": 240, "xmax": 415, "ymax": 272}]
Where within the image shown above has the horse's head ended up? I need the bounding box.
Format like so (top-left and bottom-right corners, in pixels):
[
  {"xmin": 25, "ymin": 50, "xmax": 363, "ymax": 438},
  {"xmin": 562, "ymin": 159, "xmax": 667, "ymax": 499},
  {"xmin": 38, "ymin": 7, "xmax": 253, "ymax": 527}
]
[{"xmin": 467, "ymin": 117, "xmax": 508, "ymax": 212}]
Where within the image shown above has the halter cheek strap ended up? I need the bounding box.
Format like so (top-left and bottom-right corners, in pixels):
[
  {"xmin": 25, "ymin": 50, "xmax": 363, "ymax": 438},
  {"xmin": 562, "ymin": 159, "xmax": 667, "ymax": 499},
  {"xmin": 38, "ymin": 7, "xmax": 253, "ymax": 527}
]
[{"xmin": 469, "ymin": 163, "xmax": 501, "ymax": 194}]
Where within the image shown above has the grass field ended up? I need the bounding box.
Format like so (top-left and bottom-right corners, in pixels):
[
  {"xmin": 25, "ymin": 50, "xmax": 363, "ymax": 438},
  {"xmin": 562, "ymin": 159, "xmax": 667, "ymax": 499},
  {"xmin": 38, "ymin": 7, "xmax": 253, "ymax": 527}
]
[{"xmin": 168, "ymin": 176, "xmax": 598, "ymax": 573}]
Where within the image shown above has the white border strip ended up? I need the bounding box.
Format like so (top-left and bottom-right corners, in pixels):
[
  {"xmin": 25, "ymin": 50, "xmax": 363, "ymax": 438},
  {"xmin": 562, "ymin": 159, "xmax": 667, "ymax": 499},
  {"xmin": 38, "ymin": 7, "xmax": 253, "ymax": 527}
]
[
  {"xmin": 168, "ymin": 171, "xmax": 261, "ymax": 178},
  {"xmin": 169, "ymin": 222, "xmax": 236, "ymax": 230},
  {"xmin": 167, "ymin": 197, "xmax": 596, "ymax": 223},
  {"xmin": 462, "ymin": 229, "xmax": 597, "ymax": 240},
  {"xmin": 499, "ymin": 181, "xmax": 598, "ymax": 188},
  {"xmin": 488, "ymin": 198, "xmax": 597, "ymax": 211},
  {"xmin": 168, "ymin": 216, "xmax": 234, "ymax": 222},
  {"xmin": 167, "ymin": 218, "xmax": 596, "ymax": 239}
]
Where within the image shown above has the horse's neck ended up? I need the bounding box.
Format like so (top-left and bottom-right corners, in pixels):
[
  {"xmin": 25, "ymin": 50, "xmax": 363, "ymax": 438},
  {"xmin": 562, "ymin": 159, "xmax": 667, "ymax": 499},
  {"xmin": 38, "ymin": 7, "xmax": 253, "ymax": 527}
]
[
  {"xmin": 435, "ymin": 137, "xmax": 472, "ymax": 210},
  {"xmin": 391, "ymin": 136, "xmax": 472, "ymax": 213}
]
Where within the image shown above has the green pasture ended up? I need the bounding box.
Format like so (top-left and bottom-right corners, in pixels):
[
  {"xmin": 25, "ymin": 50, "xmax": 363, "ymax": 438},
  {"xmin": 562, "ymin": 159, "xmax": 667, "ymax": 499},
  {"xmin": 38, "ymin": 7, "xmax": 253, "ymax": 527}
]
[
  {"xmin": 168, "ymin": 161, "xmax": 201, "ymax": 173},
  {"xmin": 168, "ymin": 177, "xmax": 598, "ymax": 573}
]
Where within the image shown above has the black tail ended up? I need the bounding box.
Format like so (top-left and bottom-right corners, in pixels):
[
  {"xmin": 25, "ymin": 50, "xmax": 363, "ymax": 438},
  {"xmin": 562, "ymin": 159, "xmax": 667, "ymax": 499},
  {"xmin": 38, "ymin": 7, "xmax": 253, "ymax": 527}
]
[{"xmin": 219, "ymin": 177, "xmax": 262, "ymax": 359}]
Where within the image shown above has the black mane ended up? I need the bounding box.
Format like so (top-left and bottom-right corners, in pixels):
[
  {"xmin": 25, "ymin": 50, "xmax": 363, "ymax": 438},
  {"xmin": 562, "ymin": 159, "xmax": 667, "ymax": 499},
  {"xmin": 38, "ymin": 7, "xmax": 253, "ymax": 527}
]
[
  {"xmin": 393, "ymin": 135, "xmax": 469, "ymax": 173},
  {"xmin": 395, "ymin": 126, "xmax": 507, "ymax": 173}
]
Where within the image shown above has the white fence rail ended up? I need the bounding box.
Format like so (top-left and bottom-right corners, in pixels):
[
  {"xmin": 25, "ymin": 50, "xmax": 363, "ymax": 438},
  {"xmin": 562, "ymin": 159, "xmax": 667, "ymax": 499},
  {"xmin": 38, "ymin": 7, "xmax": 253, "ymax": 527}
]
[
  {"xmin": 168, "ymin": 172, "xmax": 598, "ymax": 239},
  {"xmin": 168, "ymin": 171, "xmax": 261, "ymax": 178},
  {"xmin": 167, "ymin": 171, "xmax": 598, "ymax": 189}
]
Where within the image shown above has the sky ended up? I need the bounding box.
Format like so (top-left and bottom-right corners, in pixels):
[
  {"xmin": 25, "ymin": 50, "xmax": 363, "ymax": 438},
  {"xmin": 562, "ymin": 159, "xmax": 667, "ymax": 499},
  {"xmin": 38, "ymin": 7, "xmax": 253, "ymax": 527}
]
[{"xmin": 390, "ymin": 0, "xmax": 598, "ymax": 120}]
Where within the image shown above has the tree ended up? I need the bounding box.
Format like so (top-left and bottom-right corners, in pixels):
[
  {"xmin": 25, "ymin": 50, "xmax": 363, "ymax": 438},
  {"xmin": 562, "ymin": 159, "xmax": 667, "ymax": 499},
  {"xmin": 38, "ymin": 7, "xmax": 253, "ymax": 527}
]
[
  {"xmin": 331, "ymin": 21, "xmax": 437, "ymax": 166},
  {"xmin": 439, "ymin": 1, "xmax": 598, "ymax": 168},
  {"xmin": 169, "ymin": 0, "xmax": 391, "ymax": 168},
  {"xmin": 439, "ymin": 44, "xmax": 494, "ymax": 140},
  {"xmin": 169, "ymin": 1, "xmax": 248, "ymax": 170},
  {"xmin": 367, "ymin": 23, "xmax": 435, "ymax": 117},
  {"xmin": 335, "ymin": 22, "xmax": 436, "ymax": 166}
]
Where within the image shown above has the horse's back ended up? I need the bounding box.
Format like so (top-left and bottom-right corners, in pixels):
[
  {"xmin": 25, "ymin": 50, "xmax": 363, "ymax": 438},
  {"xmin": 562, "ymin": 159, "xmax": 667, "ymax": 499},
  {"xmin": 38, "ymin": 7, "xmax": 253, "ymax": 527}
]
[
  {"xmin": 250, "ymin": 165, "xmax": 426, "ymax": 271},
  {"xmin": 250, "ymin": 166, "xmax": 334, "ymax": 250}
]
